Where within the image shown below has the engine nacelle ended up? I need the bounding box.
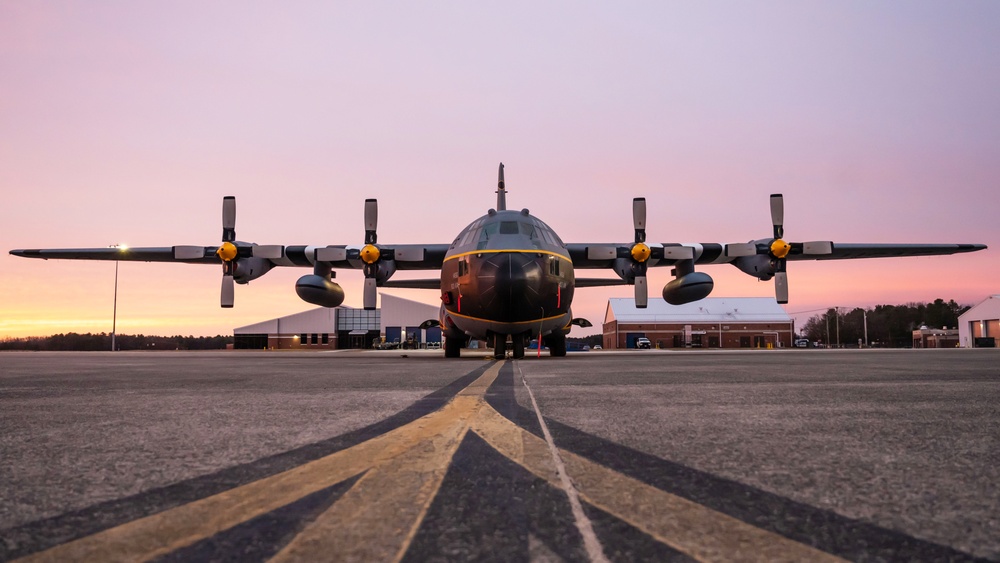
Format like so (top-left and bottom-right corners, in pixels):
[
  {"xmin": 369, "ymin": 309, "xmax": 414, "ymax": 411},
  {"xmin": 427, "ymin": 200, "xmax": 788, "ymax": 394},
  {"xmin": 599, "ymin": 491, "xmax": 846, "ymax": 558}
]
[
  {"xmin": 295, "ymin": 275, "xmax": 345, "ymax": 308},
  {"xmin": 232, "ymin": 257, "xmax": 273, "ymax": 283},
  {"xmin": 662, "ymin": 272, "xmax": 714, "ymax": 305},
  {"xmin": 732, "ymin": 254, "xmax": 777, "ymax": 281}
]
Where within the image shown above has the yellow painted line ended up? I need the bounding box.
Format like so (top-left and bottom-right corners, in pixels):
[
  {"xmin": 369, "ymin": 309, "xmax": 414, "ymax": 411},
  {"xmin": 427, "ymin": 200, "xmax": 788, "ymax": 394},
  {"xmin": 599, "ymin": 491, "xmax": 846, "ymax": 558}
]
[
  {"xmin": 446, "ymin": 309, "xmax": 568, "ymax": 326},
  {"xmin": 18, "ymin": 363, "xmax": 504, "ymax": 563},
  {"xmin": 443, "ymin": 248, "xmax": 571, "ymax": 262},
  {"xmin": 471, "ymin": 402, "xmax": 846, "ymax": 563},
  {"xmin": 270, "ymin": 399, "xmax": 477, "ymax": 562}
]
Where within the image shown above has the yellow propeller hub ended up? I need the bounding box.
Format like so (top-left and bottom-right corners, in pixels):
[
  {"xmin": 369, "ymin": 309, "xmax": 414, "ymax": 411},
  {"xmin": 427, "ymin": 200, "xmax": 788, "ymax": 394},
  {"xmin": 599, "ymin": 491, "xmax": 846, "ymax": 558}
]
[
  {"xmin": 631, "ymin": 242, "xmax": 651, "ymax": 263},
  {"xmin": 361, "ymin": 244, "xmax": 381, "ymax": 264},
  {"xmin": 770, "ymin": 239, "xmax": 791, "ymax": 259},
  {"xmin": 216, "ymin": 241, "xmax": 238, "ymax": 262}
]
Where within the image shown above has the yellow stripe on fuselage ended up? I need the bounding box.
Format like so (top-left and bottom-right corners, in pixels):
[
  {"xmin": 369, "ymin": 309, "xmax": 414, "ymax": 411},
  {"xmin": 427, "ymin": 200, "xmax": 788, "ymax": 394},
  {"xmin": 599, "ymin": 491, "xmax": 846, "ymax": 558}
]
[
  {"xmin": 443, "ymin": 248, "xmax": 571, "ymax": 263},
  {"xmin": 446, "ymin": 309, "xmax": 568, "ymax": 326}
]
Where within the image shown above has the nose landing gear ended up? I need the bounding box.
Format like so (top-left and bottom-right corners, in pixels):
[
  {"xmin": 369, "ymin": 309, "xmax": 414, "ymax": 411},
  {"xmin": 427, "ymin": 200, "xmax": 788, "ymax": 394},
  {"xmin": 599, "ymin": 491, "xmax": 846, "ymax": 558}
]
[{"xmin": 491, "ymin": 332, "xmax": 528, "ymax": 359}]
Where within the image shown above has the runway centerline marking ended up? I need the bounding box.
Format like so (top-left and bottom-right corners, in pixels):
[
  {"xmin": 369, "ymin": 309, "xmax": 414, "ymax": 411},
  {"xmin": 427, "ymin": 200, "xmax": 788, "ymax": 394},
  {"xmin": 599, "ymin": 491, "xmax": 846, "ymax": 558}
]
[{"xmin": 17, "ymin": 360, "xmax": 847, "ymax": 562}]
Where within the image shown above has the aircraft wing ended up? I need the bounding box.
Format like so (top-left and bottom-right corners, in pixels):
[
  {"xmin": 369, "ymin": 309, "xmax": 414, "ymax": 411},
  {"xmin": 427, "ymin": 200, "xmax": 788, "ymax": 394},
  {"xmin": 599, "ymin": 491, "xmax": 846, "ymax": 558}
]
[
  {"xmin": 10, "ymin": 247, "xmax": 218, "ymax": 264},
  {"xmin": 787, "ymin": 243, "xmax": 987, "ymax": 261},
  {"xmin": 564, "ymin": 240, "xmax": 986, "ymax": 307},
  {"xmin": 9, "ymin": 244, "xmax": 452, "ymax": 270}
]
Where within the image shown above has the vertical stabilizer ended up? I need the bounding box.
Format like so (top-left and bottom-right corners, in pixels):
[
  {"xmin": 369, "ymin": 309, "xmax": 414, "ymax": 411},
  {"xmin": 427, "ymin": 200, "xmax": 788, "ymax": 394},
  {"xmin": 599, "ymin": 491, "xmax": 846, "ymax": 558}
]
[{"xmin": 496, "ymin": 162, "xmax": 507, "ymax": 211}]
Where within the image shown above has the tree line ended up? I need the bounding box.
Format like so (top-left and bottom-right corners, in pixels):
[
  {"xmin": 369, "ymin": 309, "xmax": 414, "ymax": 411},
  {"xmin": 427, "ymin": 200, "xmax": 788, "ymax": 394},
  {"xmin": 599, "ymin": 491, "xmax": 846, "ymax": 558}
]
[
  {"xmin": 798, "ymin": 299, "xmax": 969, "ymax": 348},
  {"xmin": 0, "ymin": 333, "xmax": 233, "ymax": 351}
]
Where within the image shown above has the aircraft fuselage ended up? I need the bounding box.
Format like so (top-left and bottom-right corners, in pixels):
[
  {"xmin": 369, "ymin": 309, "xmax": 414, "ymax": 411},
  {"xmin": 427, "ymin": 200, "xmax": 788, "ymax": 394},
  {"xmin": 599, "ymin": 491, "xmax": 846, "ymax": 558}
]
[{"xmin": 439, "ymin": 208, "xmax": 575, "ymax": 353}]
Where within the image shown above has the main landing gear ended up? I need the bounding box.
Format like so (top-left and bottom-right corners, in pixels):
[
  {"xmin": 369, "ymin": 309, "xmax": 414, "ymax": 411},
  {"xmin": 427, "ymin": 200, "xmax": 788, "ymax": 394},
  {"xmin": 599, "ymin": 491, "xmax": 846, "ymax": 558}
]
[
  {"xmin": 444, "ymin": 336, "xmax": 463, "ymax": 358},
  {"xmin": 544, "ymin": 332, "xmax": 567, "ymax": 357}
]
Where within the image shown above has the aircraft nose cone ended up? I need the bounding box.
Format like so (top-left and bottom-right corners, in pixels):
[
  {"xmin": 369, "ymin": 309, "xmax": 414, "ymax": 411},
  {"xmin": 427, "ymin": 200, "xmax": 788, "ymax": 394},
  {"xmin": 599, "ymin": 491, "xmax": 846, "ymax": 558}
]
[{"xmin": 478, "ymin": 252, "xmax": 545, "ymax": 322}]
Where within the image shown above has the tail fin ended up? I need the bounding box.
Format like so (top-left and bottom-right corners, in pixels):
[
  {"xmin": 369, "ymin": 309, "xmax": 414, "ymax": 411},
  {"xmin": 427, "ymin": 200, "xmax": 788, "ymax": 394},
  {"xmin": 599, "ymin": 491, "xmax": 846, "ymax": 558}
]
[{"xmin": 496, "ymin": 162, "xmax": 507, "ymax": 211}]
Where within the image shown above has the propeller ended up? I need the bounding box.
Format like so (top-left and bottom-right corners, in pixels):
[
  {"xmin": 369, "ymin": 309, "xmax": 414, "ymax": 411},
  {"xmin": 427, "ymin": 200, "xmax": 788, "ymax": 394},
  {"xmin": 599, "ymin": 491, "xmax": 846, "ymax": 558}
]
[
  {"xmin": 361, "ymin": 198, "xmax": 380, "ymax": 309},
  {"xmin": 630, "ymin": 197, "xmax": 651, "ymax": 308},
  {"xmin": 726, "ymin": 194, "xmax": 832, "ymax": 304},
  {"xmin": 217, "ymin": 196, "xmax": 238, "ymax": 308},
  {"xmin": 172, "ymin": 196, "xmax": 283, "ymax": 308},
  {"xmin": 178, "ymin": 195, "xmax": 241, "ymax": 308}
]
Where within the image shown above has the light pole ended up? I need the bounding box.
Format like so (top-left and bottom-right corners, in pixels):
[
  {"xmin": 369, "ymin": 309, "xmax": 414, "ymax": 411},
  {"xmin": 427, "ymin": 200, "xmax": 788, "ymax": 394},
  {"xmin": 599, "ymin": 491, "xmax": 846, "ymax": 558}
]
[
  {"xmin": 835, "ymin": 307, "xmax": 841, "ymax": 348},
  {"xmin": 110, "ymin": 244, "xmax": 126, "ymax": 351},
  {"xmin": 863, "ymin": 309, "xmax": 869, "ymax": 348}
]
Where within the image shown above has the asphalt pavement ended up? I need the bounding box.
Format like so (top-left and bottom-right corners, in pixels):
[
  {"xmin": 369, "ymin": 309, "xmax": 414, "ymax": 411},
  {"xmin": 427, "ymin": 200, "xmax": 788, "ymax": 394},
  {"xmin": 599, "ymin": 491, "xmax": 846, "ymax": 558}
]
[{"xmin": 1, "ymin": 349, "xmax": 997, "ymax": 561}]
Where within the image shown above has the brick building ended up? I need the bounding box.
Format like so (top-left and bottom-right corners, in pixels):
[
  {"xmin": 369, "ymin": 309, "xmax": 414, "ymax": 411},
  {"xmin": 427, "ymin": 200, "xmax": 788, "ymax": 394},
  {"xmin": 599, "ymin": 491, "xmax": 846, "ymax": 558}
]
[
  {"xmin": 603, "ymin": 297, "xmax": 793, "ymax": 349},
  {"xmin": 912, "ymin": 327, "xmax": 959, "ymax": 348}
]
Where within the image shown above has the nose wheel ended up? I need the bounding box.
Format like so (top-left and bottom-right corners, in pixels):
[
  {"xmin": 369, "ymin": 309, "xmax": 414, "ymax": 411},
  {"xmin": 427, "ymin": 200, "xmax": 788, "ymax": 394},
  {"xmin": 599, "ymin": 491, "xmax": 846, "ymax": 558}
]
[
  {"xmin": 512, "ymin": 335, "xmax": 525, "ymax": 359},
  {"xmin": 492, "ymin": 333, "xmax": 507, "ymax": 360},
  {"xmin": 491, "ymin": 333, "xmax": 527, "ymax": 359}
]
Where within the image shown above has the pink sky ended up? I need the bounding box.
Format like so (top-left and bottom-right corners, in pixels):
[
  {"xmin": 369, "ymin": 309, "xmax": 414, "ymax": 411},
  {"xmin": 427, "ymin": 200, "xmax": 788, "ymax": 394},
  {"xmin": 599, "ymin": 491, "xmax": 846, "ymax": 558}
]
[{"xmin": 2, "ymin": 2, "xmax": 997, "ymax": 338}]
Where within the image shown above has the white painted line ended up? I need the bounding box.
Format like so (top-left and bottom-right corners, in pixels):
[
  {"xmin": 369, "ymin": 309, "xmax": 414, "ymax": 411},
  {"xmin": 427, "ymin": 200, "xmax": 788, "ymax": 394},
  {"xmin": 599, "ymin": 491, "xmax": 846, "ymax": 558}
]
[{"xmin": 516, "ymin": 361, "xmax": 609, "ymax": 563}]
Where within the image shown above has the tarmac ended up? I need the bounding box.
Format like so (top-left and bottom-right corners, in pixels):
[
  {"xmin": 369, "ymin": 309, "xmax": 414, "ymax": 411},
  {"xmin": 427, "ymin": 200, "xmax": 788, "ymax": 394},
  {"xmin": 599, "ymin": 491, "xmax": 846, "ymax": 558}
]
[{"xmin": 1, "ymin": 348, "xmax": 998, "ymax": 561}]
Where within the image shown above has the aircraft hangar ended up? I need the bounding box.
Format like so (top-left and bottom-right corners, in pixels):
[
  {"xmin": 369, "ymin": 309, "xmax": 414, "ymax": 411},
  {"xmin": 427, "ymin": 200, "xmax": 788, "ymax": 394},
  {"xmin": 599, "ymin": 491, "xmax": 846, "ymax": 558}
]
[
  {"xmin": 233, "ymin": 294, "xmax": 440, "ymax": 350},
  {"xmin": 603, "ymin": 297, "xmax": 794, "ymax": 349},
  {"xmin": 958, "ymin": 294, "xmax": 1000, "ymax": 348}
]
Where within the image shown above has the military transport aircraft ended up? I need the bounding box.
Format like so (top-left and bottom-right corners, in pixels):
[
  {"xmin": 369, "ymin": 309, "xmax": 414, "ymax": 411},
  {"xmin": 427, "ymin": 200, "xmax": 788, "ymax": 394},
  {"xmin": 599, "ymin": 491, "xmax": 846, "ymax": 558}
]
[{"xmin": 10, "ymin": 164, "xmax": 987, "ymax": 359}]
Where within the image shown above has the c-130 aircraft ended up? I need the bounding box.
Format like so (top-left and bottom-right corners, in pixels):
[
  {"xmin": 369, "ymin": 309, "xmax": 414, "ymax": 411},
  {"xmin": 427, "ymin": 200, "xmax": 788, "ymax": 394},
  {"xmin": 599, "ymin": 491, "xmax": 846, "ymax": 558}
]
[{"xmin": 11, "ymin": 164, "xmax": 987, "ymax": 359}]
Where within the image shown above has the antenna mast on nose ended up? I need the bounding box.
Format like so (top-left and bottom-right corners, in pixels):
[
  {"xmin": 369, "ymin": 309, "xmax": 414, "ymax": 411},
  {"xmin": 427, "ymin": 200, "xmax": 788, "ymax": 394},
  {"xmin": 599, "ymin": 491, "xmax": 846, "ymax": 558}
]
[{"xmin": 496, "ymin": 162, "xmax": 507, "ymax": 211}]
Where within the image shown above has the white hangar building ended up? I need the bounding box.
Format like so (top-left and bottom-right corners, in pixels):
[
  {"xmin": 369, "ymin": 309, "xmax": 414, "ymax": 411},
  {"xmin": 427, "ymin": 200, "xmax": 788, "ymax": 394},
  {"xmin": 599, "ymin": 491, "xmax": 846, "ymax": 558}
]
[
  {"xmin": 233, "ymin": 294, "xmax": 440, "ymax": 350},
  {"xmin": 603, "ymin": 297, "xmax": 794, "ymax": 349},
  {"xmin": 958, "ymin": 295, "xmax": 1000, "ymax": 348}
]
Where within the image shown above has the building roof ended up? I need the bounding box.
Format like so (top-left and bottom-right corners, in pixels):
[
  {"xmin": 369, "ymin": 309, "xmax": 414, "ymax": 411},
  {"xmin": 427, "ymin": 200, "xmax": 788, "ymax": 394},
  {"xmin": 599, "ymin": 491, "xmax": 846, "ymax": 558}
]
[
  {"xmin": 958, "ymin": 294, "xmax": 1000, "ymax": 322},
  {"xmin": 605, "ymin": 297, "xmax": 791, "ymax": 324},
  {"xmin": 233, "ymin": 293, "xmax": 439, "ymax": 335},
  {"xmin": 234, "ymin": 306, "xmax": 338, "ymax": 334}
]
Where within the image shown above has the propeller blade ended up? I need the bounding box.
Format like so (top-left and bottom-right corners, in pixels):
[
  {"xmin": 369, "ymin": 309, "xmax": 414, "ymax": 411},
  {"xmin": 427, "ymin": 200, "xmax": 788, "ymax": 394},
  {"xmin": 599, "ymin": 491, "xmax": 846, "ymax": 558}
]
[
  {"xmin": 173, "ymin": 246, "xmax": 206, "ymax": 260},
  {"xmin": 222, "ymin": 196, "xmax": 236, "ymax": 242},
  {"xmin": 634, "ymin": 275, "xmax": 648, "ymax": 308},
  {"xmin": 803, "ymin": 241, "xmax": 833, "ymax": 255},
  {"xmin": 364, "ymin": 199, "xmax": 378, "ymax": 244},
  {"xmin": 774, "ymin": 270, "xmax": 788, "ymax": 304},
  {"xmin": 587, "ymin": 245, "xmax": 618, "ymax": 260},
  {"xmin": 363, "ymin": 277, "xmax": 377, "ymax": 309},
  {"xmin": 315, "ymin": 246, "xmax": 348, "ymax": 262},
  {"xmin": 725, "ymin": 243, "xmax": 757, "ymax": 257},
  {"xmin": 393, "ymin": 246, "xmax": 426, "ymax": 262},
  {"xmin": 770, "ymin": 193, "xmax": 784, "ymax": 239},
  {"xmin": 632, "ymin": 197, "xmax": 646, "ymax": 243},
  {"xmin": 252, "ymin": 245, "xmax": 284, "ymax": 259},
  {"xmin": 221, "ymin": 274, "xmax": 235, "ymax": 308},
  {"xmin": 660, "ymin": 245, "xmax": 694, "ymax": 260}
]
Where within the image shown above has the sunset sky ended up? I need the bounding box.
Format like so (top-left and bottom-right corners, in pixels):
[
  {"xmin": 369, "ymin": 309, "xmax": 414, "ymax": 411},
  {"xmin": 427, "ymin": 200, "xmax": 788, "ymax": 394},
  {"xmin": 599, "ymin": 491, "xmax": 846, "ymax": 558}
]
[{"xmin": 2, "ymin": 2, "xmax": 997, "ymax": 339}]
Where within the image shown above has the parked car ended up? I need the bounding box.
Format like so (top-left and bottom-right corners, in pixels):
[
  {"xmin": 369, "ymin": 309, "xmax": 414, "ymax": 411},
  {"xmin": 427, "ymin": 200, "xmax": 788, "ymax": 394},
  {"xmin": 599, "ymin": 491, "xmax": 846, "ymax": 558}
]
[{"xmin": 635, "ymin": 337, "xmax": 652, "ymax": 349}]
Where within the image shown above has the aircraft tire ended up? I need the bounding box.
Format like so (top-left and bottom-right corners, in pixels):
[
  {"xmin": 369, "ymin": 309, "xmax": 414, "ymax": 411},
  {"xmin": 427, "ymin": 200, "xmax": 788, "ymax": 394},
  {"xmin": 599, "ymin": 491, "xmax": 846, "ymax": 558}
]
[
  {"xmin": 512, "ymin": 335, "xmax": 525, "ymax": 359},
  {"xmin": 547, "ymin": 333, "xmax": 567, "ymax": 357},
  {"xmin": 444, "ymin": 337, "xmax": 462, "ymax": 358},
  {"xmin": 493, "ymin": 333, "xmax": 507, "ymax": 360}
]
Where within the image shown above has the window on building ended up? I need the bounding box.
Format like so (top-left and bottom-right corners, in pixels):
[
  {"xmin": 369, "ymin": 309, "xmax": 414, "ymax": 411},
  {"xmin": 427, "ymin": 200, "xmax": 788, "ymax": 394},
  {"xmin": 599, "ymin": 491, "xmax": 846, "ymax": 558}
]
[
  {"xmin": 336, "ymin": 308, "xmax": 380, "ymax": 332},
  {"xmin": 322, "ymin": 333, "xmax": 329, "ymax": 344},
  {"xmin": 311, "ymin": 334, "xmax": 318, "ymax": 344}
]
